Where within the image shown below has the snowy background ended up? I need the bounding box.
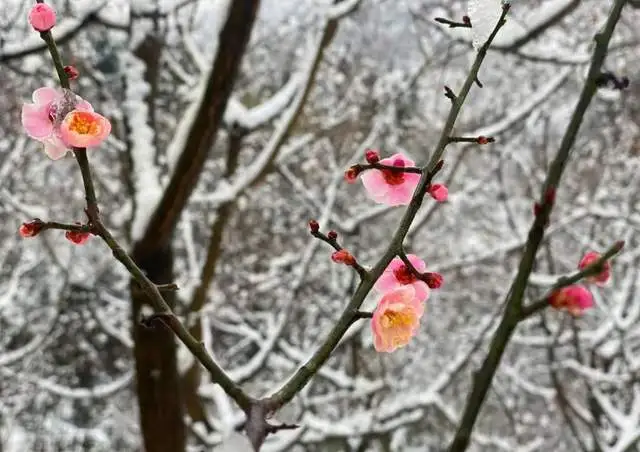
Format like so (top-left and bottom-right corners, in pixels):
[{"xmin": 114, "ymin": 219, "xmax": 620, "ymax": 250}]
[{"xmin": 1, "ymin": 0, "xmax": 640, "ymax": 451}]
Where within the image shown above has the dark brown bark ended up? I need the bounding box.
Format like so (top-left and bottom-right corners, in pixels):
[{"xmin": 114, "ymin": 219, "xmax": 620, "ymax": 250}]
[
  {"xmin": 131, "ymin": 245, "xmax": 186, "ymax": 452},
  {"xmin": 129, "ymin": 2, "xmax": 261, "ymax": 451},
  {"xmin": 134, "ymin": 0, "xmax": 261, "ymax": 258}
]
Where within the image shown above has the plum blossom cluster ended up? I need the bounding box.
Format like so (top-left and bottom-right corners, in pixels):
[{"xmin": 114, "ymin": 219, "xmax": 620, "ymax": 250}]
[
  {"xmin": 310, "ymin": 148, "xmax": 450, "ymax": 353},
  {"xmin": 310, "ymin": 219, "xmax": 444, "ymax": 353},
  {"xmin": 548, "ymin": 251, "xmax": 613, "ymax": 316},
  {"xmin": 371, "ymin": 254, "xmax": 442, "ymax": 352},
  {"xmin": 345, "ymin": 149, "xmax": 448, "ymax": 206},
  {"xmin": 17, "ymin": 3, "xmax": 110, "ymax": 245}
]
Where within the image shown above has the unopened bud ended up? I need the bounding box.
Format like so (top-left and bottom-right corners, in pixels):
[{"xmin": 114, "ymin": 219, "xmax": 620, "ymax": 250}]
[
  {"xmin": 64, "ymin": 65, "xmax": 79, "ymax": 80},
  {"xmin": 344, "ymin": 166, "xmax": 360, "ymax": 184},
  {"xmin": 365, "ymin": 149, "xmax": 380, "ymax": 164},
  {"xmin": 421, "ymin": 272, "xmax": 443, "ymax": 289},
  {"xmin": 19, "ymin": 219, "xmax": 44, "ymax": 238},
  {"xmin": 65, "ymin": 228, "xmax": 91, "ymax": 245},
  {"xmin": 476, "ymin": 136, "xmax": 494, "ymax": 145},
  {"xmin": 327, "ymin": 230, "xmax": 338, "ymax": 240},
  {"xmin": 309, "ymin": 220, "xmax": 320, "ymax": 233},
  {"xmin": 331, "ymin": 249, "xmax": 356, "ymax": 266}
]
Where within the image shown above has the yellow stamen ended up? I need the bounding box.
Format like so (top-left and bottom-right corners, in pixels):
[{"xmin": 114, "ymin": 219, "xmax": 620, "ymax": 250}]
[{"xmin": 68, "ymin": 112, "xmax": 100, "ymax": 136}]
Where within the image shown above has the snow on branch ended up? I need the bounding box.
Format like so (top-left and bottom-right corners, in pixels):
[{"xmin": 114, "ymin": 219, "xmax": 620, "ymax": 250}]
[
  {"xmin": 123, "ymin": 54, "xmax": 163, "ymax": 241},
  {"xmin": 194, "ymin": 27, "xmax": 330, "ymax": 207},
  {"xmin": 1, "ymin": 368, "xmax": 133, "ymax": 400},
  {"xmin": 224, "ymin": 74, "xmax": 302, "ymax": 131},
  {"xmin": 455, "ymin": 0, "xmax": 579, "ymax": 51}
]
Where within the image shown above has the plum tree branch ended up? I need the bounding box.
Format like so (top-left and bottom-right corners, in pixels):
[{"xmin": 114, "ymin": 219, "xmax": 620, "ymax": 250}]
[
  {"xmin": 446, "ymin": 1, "xmax": 628, "ymax": 450},
  {"xmin": 262, "ymin": 4, "xmax": 511, "ymax": 414},
  {"xmin": 35, "ymin": 0, "xmax": 254, "ymax": 413}
]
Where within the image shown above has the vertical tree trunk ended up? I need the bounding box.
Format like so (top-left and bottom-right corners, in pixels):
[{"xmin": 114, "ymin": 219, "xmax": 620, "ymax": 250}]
[
  {"xmin": 127, "ymin": 2, "xmax": 261, "ymax": 450},
  {"xmin": 131, "ymin": 245, "xmax": 185, "ymax": 452}
]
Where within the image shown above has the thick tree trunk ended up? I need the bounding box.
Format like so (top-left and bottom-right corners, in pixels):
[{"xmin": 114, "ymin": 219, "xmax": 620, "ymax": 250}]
[
  {"xmin": 131, "ymin": 245, "xmax": 185, "ymax": 452},
  {"xmin": 128, "ymin": 2, "xmax": 261, "ymax": 450}
]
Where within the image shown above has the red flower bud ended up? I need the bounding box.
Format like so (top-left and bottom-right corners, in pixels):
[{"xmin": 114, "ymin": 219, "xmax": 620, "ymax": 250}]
[
  {"xmin": 476, "ymin": 136, "xmax": 494, "ymax": 145},
  {"xmin": 327, "ymin": 230, "xmax": 338, "ymax": 240},
  {"xmin": 428, "ymin": 184, "xmax": 448, "ymax": 202},
  {"xmin": 462, "ymin": 15, "xmax": 471, "ymax": 25},
  {"xmin": 19, "ymin": 219, "xmax": 44, "ymax": 238},
  {"xmin": 309, "ymin": 220, "xmax": 320, "ymax": 233},
  {"xmin": 365, "ymin": 149, "xmax": 380, "ymax": 164},
  {"xmin": 64, "ymin": 65, "xmax": 79, "ymax": 80},
  {"xmin": 421, "ymin": 272, "xmax": 443, "ymax": 289},
  {"xmin": 544, "ymin": 187, "xmax": 556, "ymax": 206},
  {"xmin": 344, "ymin": 166, "xmax": 360, "ymax": 184},
  {"xmin": 331, "ymin": 249, "xmax": 356, "ymax": 266},
  {"xmin": 65, "ymin": 229, "xmax": 91, "ymax": 245}
]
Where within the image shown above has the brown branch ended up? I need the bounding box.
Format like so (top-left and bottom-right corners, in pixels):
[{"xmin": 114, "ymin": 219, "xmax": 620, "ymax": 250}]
[{"xmin": 37, "ymin": 0, "xmax": 254, "ymax": 413}]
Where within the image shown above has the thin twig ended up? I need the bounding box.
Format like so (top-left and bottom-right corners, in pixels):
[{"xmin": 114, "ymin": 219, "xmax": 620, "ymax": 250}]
[
  {"xmin": 519, "ymin": 241, "xmax": 623, "ymax": 319},
  {"xmin": 263, "ymin": 3, "xmax": 511, "ymax": 413},
  {"xmin": 36, "ymin": 8, "xmax": 254, "ymax": 413},
  {"xmin": 446, "ymin": 2, "xmax": 628, "ymax": 450}
]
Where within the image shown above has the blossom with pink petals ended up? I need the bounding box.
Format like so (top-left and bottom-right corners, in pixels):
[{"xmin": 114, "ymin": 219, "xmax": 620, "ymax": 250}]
[
  {"xmin": 361, "ymin": 153, "xmax": 421, "ymax": 206},
  {"xmin": 578, "ymin": 251, "xmax": 611, "ymax": 287},
  {"xmin": 22, "ymin": 87, "xmax": 109, "ymax": 159},
  {"xmin": 60, "ymin": 110, "xmax": 111, "ymax": 148},
  {"xmin": 428, "ymin": 183, "xmax": 448, "ymax": 202},
  {"xmin": 549, "ymin": 285, "xmax": 594, "ymax": 316},
  {"xmin": 375, "ymin": 255, "xmax": 430, "ymax": 302},
  {"xmin": 28, "ymin": 3, "xmax": 56, "ymax": 32},
  {"xmin": 65, "ymin": 230, "xmax": 91, "ymax": 245},
  {"xmin": 371, "ymin": 286, "xmax": 424, "ymax": 352}
]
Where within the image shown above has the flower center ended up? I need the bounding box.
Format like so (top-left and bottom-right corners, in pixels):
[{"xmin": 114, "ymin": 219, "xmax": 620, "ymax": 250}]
[
  {"xmin": 68, "ymin": 111, "xmax": 100, "ymax": 135},
  {"xmin": 381, "ymin": 310, "xmax": 413, "ymax": 329},
  {"xmin": 381, "ymin": 157, "xmax": 407, "ymax": 185},
  {"xmin": 393, "ymin": 264, "xmax": 417, "ymax": 284},
  {"xmin": 382, "ymin": 169, "xmax": 405, "ymax": 185},
  {"xmin": 47, "ymin": 103, "xmax": 57, "ymax": 123}
]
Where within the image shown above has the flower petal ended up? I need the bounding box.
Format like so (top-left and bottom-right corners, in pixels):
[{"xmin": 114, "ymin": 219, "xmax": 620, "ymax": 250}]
[
  {"xmin": 43, "ymin": 136, "xmax": 69, "ymax": 160},
  {"xmin": 32, "ymin": 87, "xmax": 59, "ymax": 105},
  {"xmin": 60, "ymin": 110, "xmax": 111, "ymax": 148},
  {"xmin": 21, "ymin": 104, "xmax": 53, "ymax": 139}
]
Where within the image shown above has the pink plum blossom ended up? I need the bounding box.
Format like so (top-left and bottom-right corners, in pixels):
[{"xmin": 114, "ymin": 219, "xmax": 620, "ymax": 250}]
[
  {"xmin": 371, "ymin": 286, "xmax": 424, "ymax": 353},
  {"xmin": 21, "ymin": 87, "xmax": 108, "ymax": 159},
  {"xmin": 578, "ymin": 251, "xmax": 611, "ymax": 287},
  {"xmin": 28, "ymin": 3, "xmax": 56, "ymax": 32},
  {"xmin": 549, "ymin": 285, "xmax": 594, "ymax": 316},
  {"xmin": 361, "ymin": 153, "xmax": 421, "ymax": 206},
  {"xmin": 375, "ymin": 254, "xmax": 430, "ymax": 302},
  {"xmin": 428, "ymin": 183, "xmax": 448, "ymax": 202},
  {"xmin": 60, "ymin": 110, "xmax": 111, "ymax": 148}
]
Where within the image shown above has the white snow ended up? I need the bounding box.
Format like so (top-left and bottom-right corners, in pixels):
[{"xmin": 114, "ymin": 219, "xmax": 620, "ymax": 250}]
[
  {"xmin": 122, "ymin": 54, "xmax": 164, "ymax": 241},
  {"xmin": 224, "ymin": 74, "xmax": 301, "ymax": 131}
]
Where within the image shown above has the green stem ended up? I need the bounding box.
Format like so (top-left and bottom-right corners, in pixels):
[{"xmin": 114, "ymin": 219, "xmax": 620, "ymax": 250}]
[
  {"xmin": 263, "ymin": 5, "xmax": 511, "ymax": 411},
  {"xmin": 446, "ymin": 2, "xmax": 628, "ymax": 450},
  {"xmin": 36, "ymin": 1, "xmax": 254, "ymax": 413}
]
